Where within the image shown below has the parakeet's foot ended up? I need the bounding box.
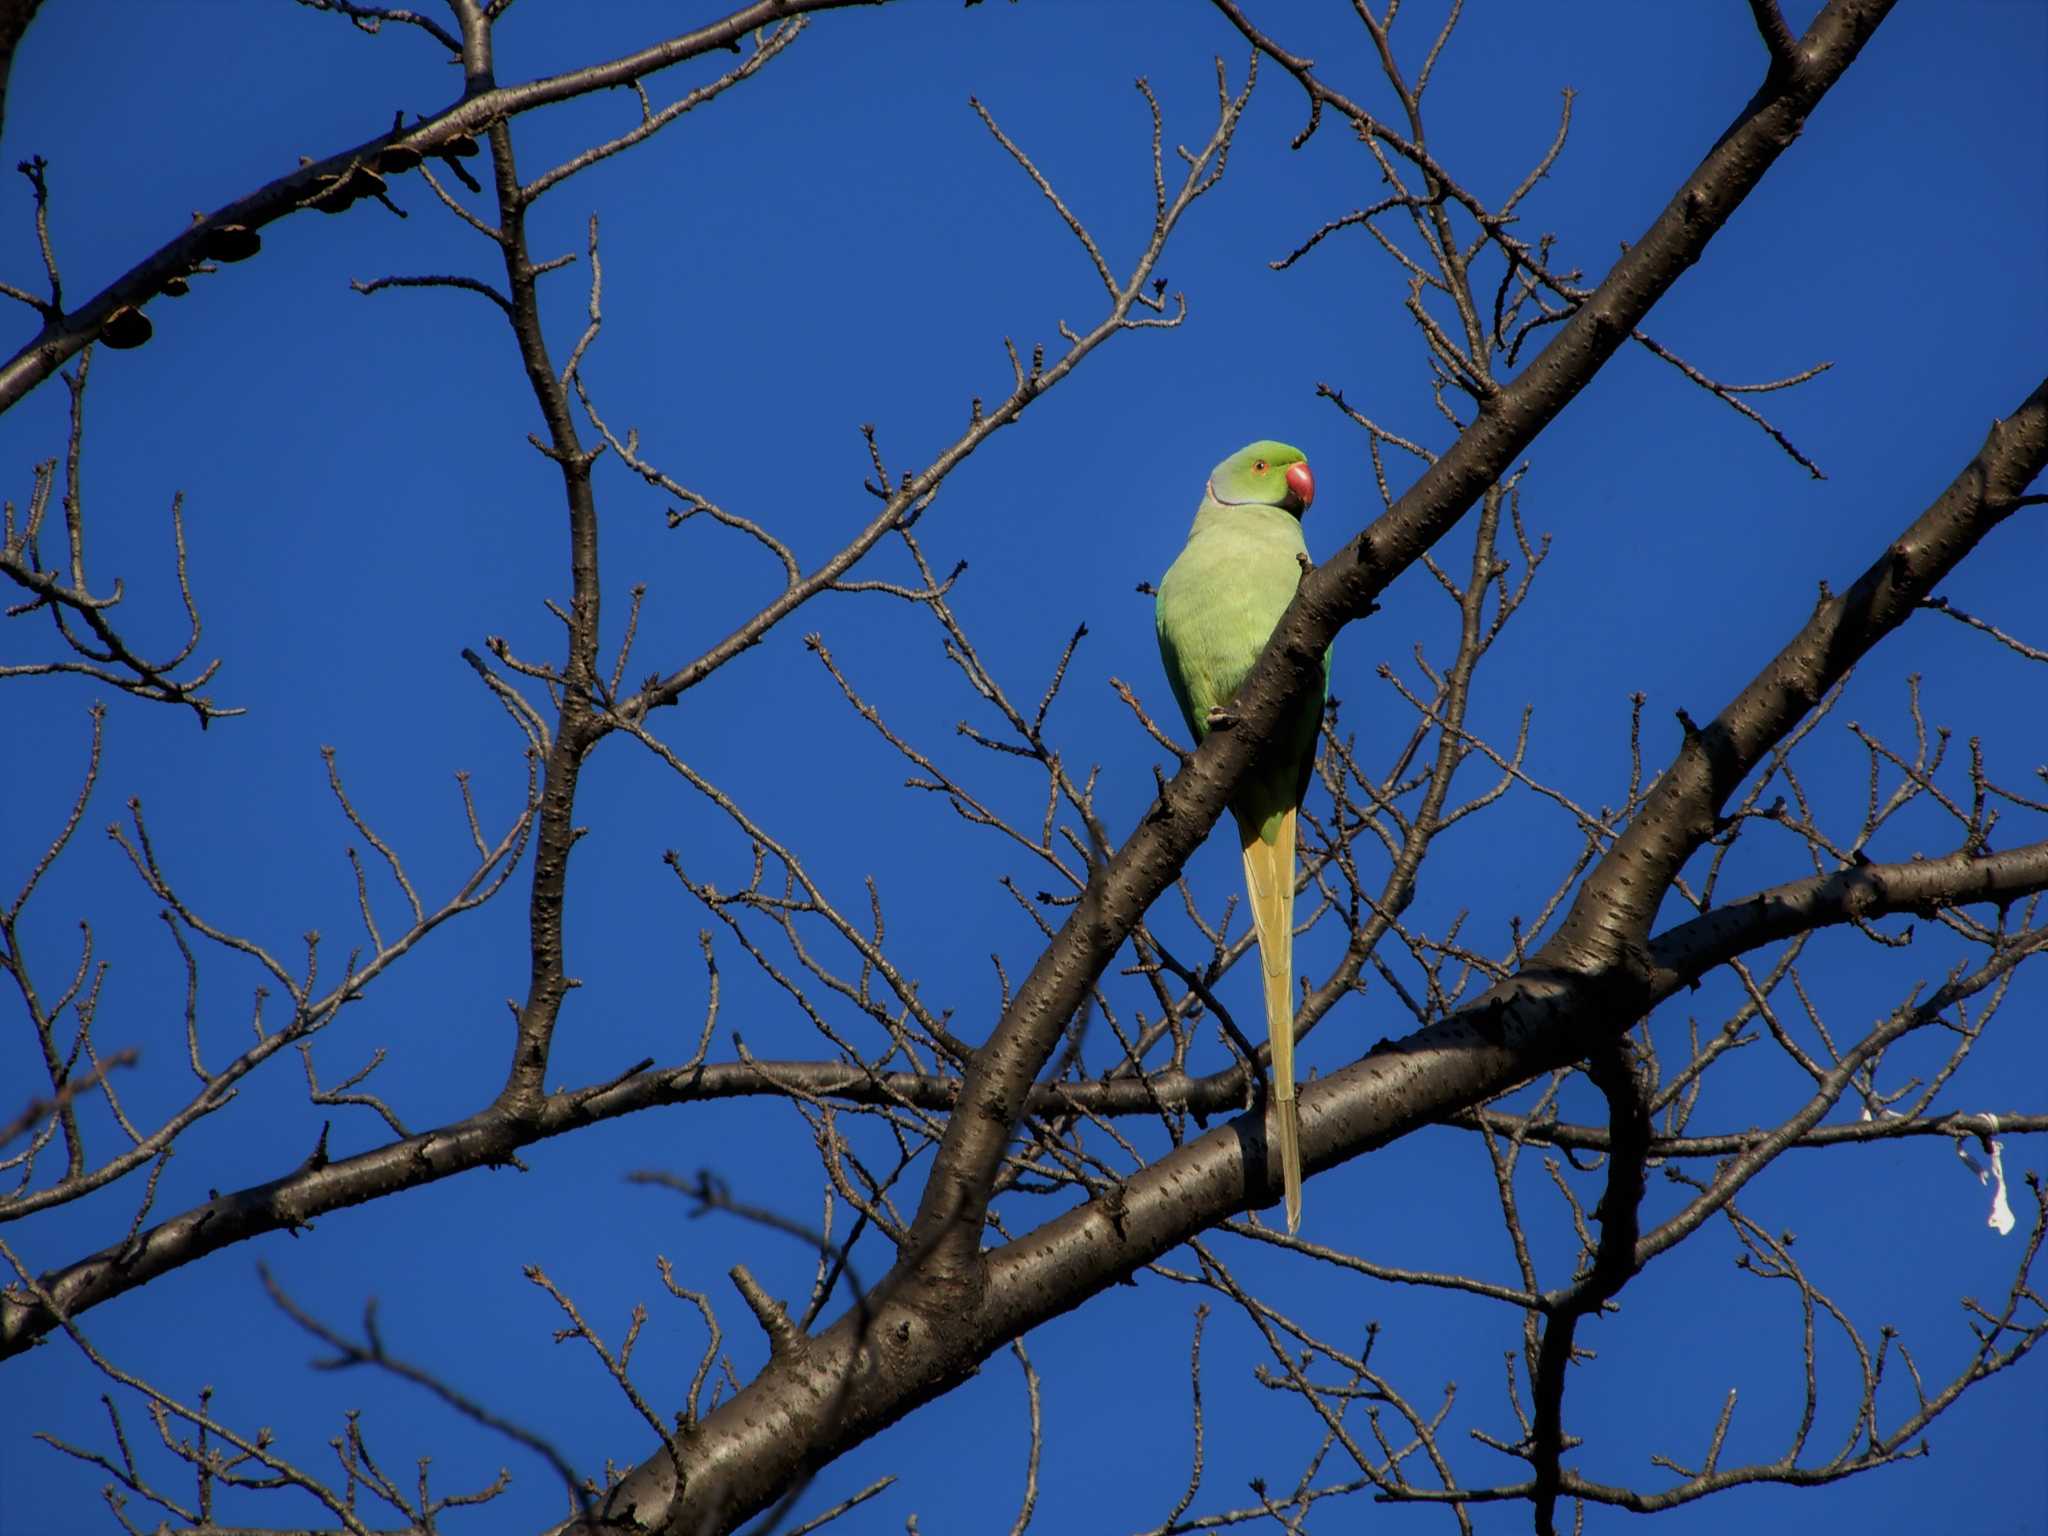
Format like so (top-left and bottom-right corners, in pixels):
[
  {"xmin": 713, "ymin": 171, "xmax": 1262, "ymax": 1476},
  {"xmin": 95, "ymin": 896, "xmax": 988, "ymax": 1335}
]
[{"xmin": 1205, "ymin": 705, "xmax": 1238, "ymax": 730}]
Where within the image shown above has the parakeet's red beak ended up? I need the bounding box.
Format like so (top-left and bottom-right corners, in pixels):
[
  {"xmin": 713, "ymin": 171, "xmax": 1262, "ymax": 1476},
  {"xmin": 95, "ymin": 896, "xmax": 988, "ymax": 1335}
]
[{"xmin": 1285, "ymin": 460, "xmax": 1315, "ymax": 514}]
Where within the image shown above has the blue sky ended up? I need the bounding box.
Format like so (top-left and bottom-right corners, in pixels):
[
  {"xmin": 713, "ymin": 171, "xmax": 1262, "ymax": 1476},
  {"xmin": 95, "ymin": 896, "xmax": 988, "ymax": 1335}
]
[{"xmin": 2, "ymin": 2, "xmax": 2044, "ymax": 1533}]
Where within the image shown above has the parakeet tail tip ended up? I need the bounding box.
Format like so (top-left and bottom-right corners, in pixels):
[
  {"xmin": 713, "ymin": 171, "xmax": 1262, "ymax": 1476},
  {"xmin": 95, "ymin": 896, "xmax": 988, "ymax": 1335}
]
[{"xmin": 1277, "ymin": 1092, "xmax": 1302, "ymax": 1233}]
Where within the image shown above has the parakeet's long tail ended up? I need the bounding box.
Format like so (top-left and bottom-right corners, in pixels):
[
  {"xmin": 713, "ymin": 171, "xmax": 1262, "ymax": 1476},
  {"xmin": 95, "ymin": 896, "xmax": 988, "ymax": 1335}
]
[{"xmin": 1240, "ymin": 807, "xmax": 1302, "ymax": 1233}]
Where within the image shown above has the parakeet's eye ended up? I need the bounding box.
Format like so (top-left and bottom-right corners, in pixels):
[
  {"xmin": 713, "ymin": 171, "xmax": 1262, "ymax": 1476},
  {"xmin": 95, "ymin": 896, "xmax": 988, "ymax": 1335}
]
[{"xmin": 1253, "ymin": 459, "xmax": 1268, "ymax": 472}]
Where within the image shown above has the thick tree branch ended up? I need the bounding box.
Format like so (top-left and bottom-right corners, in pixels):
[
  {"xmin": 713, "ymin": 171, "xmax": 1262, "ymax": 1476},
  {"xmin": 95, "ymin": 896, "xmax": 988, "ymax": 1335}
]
[{"xmin": 1645, "ymin": 836, "xmax": 2048, "ymax": 990}]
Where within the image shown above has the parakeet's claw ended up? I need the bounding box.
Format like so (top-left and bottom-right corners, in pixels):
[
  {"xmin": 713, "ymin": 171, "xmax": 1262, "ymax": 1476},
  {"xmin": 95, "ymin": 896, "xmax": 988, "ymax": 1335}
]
[{"xmin": 1205, "ymin": 705, "xmax": 1238, "ymax": 730}]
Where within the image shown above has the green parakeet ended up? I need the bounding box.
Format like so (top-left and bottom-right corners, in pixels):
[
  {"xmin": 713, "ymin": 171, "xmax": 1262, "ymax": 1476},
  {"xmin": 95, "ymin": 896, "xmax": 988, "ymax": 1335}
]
[{"xmin": 1155, "ymin": 439, "xmax": 1325, "ymax": 1232}]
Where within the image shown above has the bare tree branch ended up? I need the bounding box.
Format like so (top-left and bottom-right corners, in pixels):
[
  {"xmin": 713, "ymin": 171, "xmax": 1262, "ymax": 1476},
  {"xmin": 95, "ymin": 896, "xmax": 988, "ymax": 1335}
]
[{"xmin": 0, "ymin": 0, "xmax": 891, "ymax": 413}]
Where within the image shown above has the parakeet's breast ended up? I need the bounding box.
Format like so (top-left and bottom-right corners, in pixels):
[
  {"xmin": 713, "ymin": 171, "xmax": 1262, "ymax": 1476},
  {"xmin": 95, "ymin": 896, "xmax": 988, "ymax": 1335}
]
[{"xmin": 1155, "ymin": 503, "xmax": 1311, "ymax": 738}]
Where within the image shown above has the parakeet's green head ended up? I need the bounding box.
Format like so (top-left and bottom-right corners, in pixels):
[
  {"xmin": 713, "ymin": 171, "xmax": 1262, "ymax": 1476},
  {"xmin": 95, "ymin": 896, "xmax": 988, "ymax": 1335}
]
[{"xmin": 1207, "ymin": 440, "xmax": 1315, "ymax": 517}]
